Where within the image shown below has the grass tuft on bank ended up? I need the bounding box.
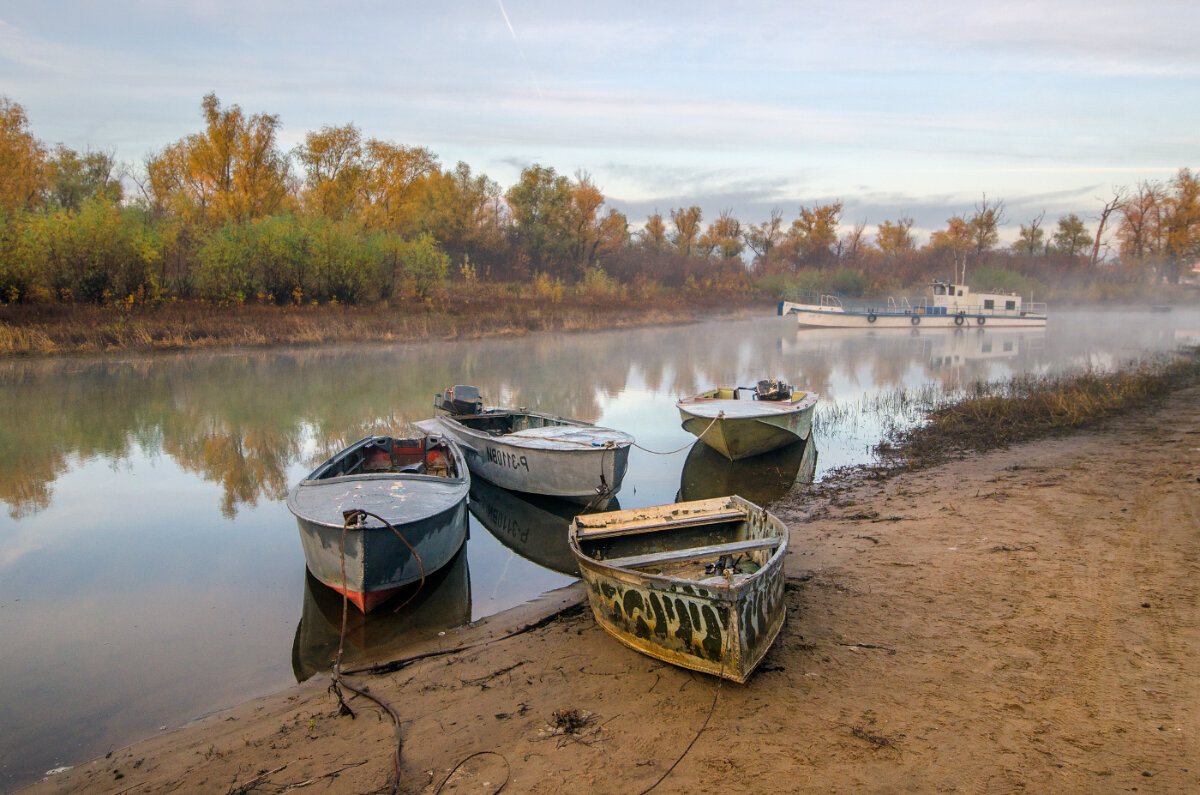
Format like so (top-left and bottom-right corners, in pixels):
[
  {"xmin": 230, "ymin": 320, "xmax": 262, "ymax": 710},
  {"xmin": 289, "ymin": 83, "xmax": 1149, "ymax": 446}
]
[{"xmin": 881, "ymin": 347, "xmax": 1200, "ymax": 470}]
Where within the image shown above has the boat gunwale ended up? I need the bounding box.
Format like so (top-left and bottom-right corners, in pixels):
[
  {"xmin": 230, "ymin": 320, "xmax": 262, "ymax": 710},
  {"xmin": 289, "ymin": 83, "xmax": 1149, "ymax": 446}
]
[
  {"xmin": 289, "ymin": 490, "xmax": 468, "ymax": 530},
  {"xmin": 572, "ymin": 539, "xmax": 788, "ymax": 597},
  {"xmin": 569, "ymin": 497, "xmax": 789, "ymax": 597},
  {"xmin": 296, "ymin": 470, "xmax": 467, "ymax": 488},
  {"xmin": 429, "ymin": 412, "xmax": 635, "ymax": 450},
  {"xmin": 287, "ymin": 434, "xmax": 471, "ymax": 528},
  {"xmin": 677, "ymin": 390, "xmax": 819, "ymax": 418}
]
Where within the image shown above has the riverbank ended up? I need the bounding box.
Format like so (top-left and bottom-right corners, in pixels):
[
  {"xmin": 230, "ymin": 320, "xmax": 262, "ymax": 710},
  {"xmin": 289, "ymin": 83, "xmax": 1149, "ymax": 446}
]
[
  {"xmin": 0, "ymin": 291, "xmax": 768, "ymax": 357},
  {"xmin": 27, "ymin": 376, "xmax": 1200, "ymax": 792}
]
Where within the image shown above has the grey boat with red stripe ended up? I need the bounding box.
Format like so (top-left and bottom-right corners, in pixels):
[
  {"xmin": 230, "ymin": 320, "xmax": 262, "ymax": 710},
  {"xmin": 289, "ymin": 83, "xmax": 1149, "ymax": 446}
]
[{"xmin": 287, "ymin": 433, "xmax": 470, "ymax": 613}]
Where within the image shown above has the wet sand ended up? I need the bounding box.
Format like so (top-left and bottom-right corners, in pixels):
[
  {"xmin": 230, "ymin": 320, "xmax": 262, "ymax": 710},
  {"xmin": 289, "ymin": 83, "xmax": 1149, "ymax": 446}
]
[{"xmin": 28, "ymin": 386, "xmax": 1200, "ymax": 793}]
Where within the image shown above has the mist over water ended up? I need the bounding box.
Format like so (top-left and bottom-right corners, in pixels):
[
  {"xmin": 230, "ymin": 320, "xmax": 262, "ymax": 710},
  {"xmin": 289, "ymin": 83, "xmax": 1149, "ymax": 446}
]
[{"xmin": 1, "ymin": 306, "xmax": 1196, "ymax": 790}]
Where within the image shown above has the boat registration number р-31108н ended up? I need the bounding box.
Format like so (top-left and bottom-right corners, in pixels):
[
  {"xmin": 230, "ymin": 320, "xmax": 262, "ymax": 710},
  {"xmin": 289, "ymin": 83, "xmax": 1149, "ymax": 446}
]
[{"xmin": 486, "ymin": 445, "xmax": 530, "ymax": 471}]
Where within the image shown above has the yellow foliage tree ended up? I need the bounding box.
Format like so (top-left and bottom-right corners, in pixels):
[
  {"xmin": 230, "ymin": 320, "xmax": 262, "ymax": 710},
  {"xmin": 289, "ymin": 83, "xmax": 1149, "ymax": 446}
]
[
  {"xmin": 0, "ymin": 96, "xmax": 46, "ymax": 212},
  {"xmin": 146, "ymin": 93, "xmax": 290, "ymax": 226},
  {"xmin": 359, "ymin": 139, "xmax": 439, "ymax": 232},
  {"xmin": 295, "ymin": 123, "xmax": 365, "ymax": 220}
]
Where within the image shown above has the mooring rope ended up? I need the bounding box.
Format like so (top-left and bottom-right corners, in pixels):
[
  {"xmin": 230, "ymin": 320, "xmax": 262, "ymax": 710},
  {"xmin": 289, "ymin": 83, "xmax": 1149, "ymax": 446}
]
[
  {"xmin": 636, "ymin": 662, "xmax": 726, "ymax": 794},
  {"xmin": 330, "ymin": 507, "xmax": 430, "ymax": 795},
  {"xmin": 630, "ymin": 411, "xmax": 723, "ymax": 456},
  {"xmin": 581, "ymin": 444, "xmax": 614, "ymax": 512}
]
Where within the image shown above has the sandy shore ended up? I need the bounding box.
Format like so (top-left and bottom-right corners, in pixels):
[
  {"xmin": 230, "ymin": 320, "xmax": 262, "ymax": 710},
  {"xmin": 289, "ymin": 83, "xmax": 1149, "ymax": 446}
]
[{"xmin": 29, "ymin": 386, "xmax": 1200, "ymax": 794}]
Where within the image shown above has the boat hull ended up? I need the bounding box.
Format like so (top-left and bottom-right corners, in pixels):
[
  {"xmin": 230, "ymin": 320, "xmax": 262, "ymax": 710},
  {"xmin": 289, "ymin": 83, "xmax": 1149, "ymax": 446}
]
[
  {"xmin": 781, "ymin": 303, "xmax": 1047, "ymax": 329},
  {"xmin": 287, "ymin": 435, "xmax": 470, "ymax": 613},
  {"xmin": 677, "ymin": 391, "xmax": 818, "ymax": 461},
  {"xmin": 292, "ymin": 498, "xmax": 468, "ymax": 612},
  {"xmin": 416, "ymin": 414, "xmax": 631, "ymax": 503},
  {"xmin": 570, "ymin": 496, "xmax": 788, "ymax": 683}
]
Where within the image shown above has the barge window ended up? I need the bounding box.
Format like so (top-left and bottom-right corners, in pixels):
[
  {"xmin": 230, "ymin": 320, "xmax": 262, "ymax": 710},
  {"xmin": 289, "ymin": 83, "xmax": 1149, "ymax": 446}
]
[
  {"xmin": 983, "ymin": 299, "xmax": 994, "ymax": 310},
  {"xmin": 1006, "ymin": 300, "xmax": 1016, "ymax": 310}
]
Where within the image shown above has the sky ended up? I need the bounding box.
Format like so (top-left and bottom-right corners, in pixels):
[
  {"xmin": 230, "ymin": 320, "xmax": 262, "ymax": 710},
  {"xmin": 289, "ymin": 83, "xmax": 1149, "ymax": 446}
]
[{"xmin": 1, "ymin": 0, "xmax": 1197, "ymax": 243}]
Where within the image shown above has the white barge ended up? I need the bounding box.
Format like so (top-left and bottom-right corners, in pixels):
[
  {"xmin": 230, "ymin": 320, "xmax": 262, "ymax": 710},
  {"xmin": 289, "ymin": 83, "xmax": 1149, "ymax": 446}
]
[{"xmin": 779, "ymin": 279, "xmax": 1047, "ymax": 329}]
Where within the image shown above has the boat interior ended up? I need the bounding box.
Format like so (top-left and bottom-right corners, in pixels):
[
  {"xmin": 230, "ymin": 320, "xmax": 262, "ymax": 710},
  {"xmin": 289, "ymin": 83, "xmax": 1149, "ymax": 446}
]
[
  {"xmin": 576, "ymin": 508, "xmax": 779, "ymax": 583},
  {"xmin": 310, "ymin": 435, "xmax": 460, "ymax": 480},
  {"xmin": 698, "ymin": 380, "xmax": 799, "ymax": 403},
  {"xmin": 453, "ymin": 411, "xmax": 568, "ymax": 436}
]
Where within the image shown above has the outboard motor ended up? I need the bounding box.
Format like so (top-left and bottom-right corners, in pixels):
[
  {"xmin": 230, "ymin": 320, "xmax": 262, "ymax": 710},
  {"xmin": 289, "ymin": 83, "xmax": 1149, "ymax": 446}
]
[
  {"xmin": 755, "ymin": 379, "xmax": 792, "ymax": 401},
  {"xmin": 434, "ymin": 385, "xmax": 484, "ymax": 415}
]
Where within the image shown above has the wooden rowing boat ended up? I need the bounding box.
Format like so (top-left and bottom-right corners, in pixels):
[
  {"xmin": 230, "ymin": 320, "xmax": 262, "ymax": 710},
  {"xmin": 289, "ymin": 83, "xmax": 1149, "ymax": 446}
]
[
  {"xmin": 677, "ymin": 380, "xmax": 818, "ymax": 461},
  {"xmin": 287, "ymin": 433, "xmax": 470, "ymax": 613},
  {"xmin": 569, "ymin": 496, "xmax": 789, "ymax": 683}
]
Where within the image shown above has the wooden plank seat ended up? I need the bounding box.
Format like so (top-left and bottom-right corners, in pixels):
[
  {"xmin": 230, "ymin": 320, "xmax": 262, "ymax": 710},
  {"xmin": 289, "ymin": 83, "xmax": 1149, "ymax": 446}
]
[
  {"xmin": 599, "ymin": 537, "xmax": 781, "ymax": 570},
  {"xmin": 574, "ymin": 508, "xmax": 746, "ymax": 541}
]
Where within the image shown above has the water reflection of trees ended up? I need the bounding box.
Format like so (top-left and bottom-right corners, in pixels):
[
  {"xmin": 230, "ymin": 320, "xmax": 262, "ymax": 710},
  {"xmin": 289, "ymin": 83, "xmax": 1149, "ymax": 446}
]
[{"xmin": 0, "ymin": 319, "xmax": 1066, "ymax": 518}]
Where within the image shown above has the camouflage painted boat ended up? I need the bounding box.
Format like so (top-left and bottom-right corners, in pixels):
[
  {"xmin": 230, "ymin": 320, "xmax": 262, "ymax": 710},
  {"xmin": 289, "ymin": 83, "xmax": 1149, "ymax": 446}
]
[
  {"xmin": 415, "ymin": 385, "xmax": 632, "ymax": 504},
  {"xmin": 677, "ymin": 380, "xmax": 818, "ymax": 461},
  {"xmin": 569, "ymin": 496, "xmax": 788, "ymax": 683},
  {"xmin": 287, "ymin": 433, "xmax": 469, "ymax": 613}
]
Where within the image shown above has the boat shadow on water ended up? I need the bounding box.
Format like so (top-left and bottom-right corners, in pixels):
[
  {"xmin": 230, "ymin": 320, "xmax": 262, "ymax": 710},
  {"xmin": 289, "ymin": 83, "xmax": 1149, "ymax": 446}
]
[
  {"xmin": 677, "ymin": 436, "xmax": 818, "ymax": 505},
  {"xmin": 290, "ymin": 546, "xmax": 471, "ymax": 683},
  {"xmin": 468, "ymin": 477, "xmax": 620, "ymax": 576}
]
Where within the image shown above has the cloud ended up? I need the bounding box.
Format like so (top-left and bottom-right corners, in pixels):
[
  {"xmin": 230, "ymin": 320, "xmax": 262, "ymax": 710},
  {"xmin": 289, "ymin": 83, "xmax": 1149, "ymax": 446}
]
[{"xmin": 3, "ymin": 0, "xmax": 1195, "ymax": 240}]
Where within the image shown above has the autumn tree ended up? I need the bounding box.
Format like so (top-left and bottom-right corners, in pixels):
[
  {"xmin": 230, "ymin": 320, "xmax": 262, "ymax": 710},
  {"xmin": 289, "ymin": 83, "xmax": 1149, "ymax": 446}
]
[
  {"xmin": 670, "ymin": 206, "xmax": 703, "ymax": 257},
  {"xmin": 784, "ymin": 202, "xmax": 842, "ymax": 269},
  {"xmin": 839, "ymin": 220, "xmax": 867, "ymax": 264},
  {"xmin": 743, "ymin": 207, "xmax": 783, "ymax": 270},
  {"xmin": 875, "ymin": 216, "xmax": 916, "ymax": 261},
  {"xmin": 968, "ymin": 195, "xmax": 1005, "ymax": 257},
  {"xmin": 0, "ymin": 96, "xmax": 46, "ymax": 212},
  {"xmin": 637, "ymin": 212, "xmax": 668, "ymax": 251},
  {"xmin": 1013, "ymin": 211, "xmax": 1046, "ymax": 259},
  {"xmin": 1117, "ymin": 180, "xmax": 1166, "ymax": 271},
  {"xmin": 927, "ymin": 215, "xmax": 973, "ymax": 277},
  {"xmin": 698, "ymin": 209, "xmax": 743, "ymax": 260},
  {"xmin": 1049, "ymin": 214, "xmax": 1090, "ymax": 259},
  {"xmin": 505, "ymin": 164, "xmax": 573, "ymax": 274},
  {"xmin": 295, "ymin": 123, "xmax": 365, "ymax": 220},
  {"xmin": 593, "ymin": 208, "xmax": 631, "ymax": 264},
  {"xmin": 417, "ymin": 161, "xmax": 506, "ymax": 268},
  {"xmin": 46, "ymin": 146, "xmax": 122, "ymax": 210},
  {"xmin": 359, "ymin": 139, "xmax": 439, "ymax": 232},
  {"xmin": 146, "ymin": 93, "xmax": 290, "ymax": 225},
  {"xmin": 1162, "ymin": 168, "xmax": 1200, "ymax": 282}
]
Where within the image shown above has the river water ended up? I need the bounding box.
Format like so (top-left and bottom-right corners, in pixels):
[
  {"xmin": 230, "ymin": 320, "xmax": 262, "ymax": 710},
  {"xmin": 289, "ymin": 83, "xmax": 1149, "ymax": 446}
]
[{"xmin": 1, "ymin": 307, "xmax": 1197, "ymax": 790}]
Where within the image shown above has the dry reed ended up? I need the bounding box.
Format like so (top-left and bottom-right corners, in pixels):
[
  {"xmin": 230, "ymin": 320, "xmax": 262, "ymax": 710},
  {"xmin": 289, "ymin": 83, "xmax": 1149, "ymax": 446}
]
[
  {"xmin": 883, "ymin": 348, "xmax": 1200, "ymax": 470},
  {"xmin": 0, "ymin": 292, "xmax": 766, "ymax": 357}
]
